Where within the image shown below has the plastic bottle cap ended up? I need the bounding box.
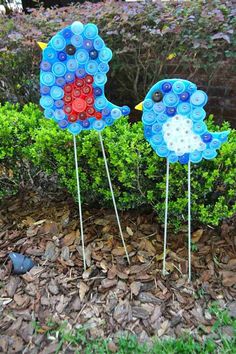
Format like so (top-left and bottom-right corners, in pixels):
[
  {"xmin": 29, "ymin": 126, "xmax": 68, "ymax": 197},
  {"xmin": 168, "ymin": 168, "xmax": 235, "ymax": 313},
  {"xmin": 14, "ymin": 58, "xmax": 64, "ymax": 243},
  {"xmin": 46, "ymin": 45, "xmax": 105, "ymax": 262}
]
[
  {"xmin": 201, "ymin": 133, "xmax": 212, "ymax": 143},
  {"xmin": 94, "ymin": 73, "xmax": 107, "ymax": 85},
  {"xmin": 93, "ymin": 120, "xmax": 105, "ymax": 131},
  {"xmin": 142, "ymin": 111, "xmax": 156, "ymax": 125},
  {"xmin": 98, "ymin": 62, "xmax": 109, "ymax": 74},
  {"xmin": 93, "ymin": 36, "xmax": 105, "ymax": 50},
  {"xmin": 40, "ymin": 72, "xmax": 55, "ymax": 86},
  {"xmin": 43, "ymin": 47, "xmax": 57, "ymax": 62},
  {"xmin": 40, "ymin": 85, "xmax": 50, "ymax": 95},
  {"xmin": 102, "ymin": 107, "xmax": 111, "ymax": 117},
  {"xmin": 54, "ymin": 109, "xmax": 65, "ymax": 121},
  {"xmin": 178, "ymin": 153, "xmax": 189, "ymax": 164},
  {"xmin": 202, "ymin": 148, "xmax": 217, "ymax": 160},
  {"xmin": 82, "ymin": 85, "xmax": 92, "ymax": 95},
  {"xmin": 62, "ymin": 28, "xmax": 73, "ymax": 39},
  {"xmin": 86, "ymin": 96, "xmax": 94, "ymax": 105},
  {"xmin": 150, "ymin": 134, "xmax": 163, "ymax": 146},
  {"xmin": 191, "ymin": 108, "xmax": 206, "ymax": 121},
  {"xmin": 121, "ymin": 106, "xmax": 130, "ymax": 116},
  {"xmin": 56, "ymin": 77, "xmax": 66, "ymax": 87},
  {"xmin": 143, "ymin": 99, "xmax": 153, "ymax": 111},
  {"xmin": 86, "ymin": 107, "xmax": 95, "ymax": 116},
  {"xmin": 40, "ymin": 95, "xmax": 54, "ymax": 109},
  {"xmin": 72, "ymin": 98, "xmax": 87, "ymax": 113},
  {"xmin": 85, "ymin": 61, "xmax": 98, "ymax": 75},
  {"xmin": 58, "ymin": 52, "xmax": 67, "ymax": 61},
  {"xmin": 153, "ymin": 102, "xmax": 165, "ymax": 114},
  {"xmin": 82, "ymin": 120, "xmax": 90, "ymax": 128},
  {"xmin": 152, "ymin": 123, "xmax": 162, "ymax": 133},
  {"xmin": 71, "ymin": 34, "xmax": 83, "ymax": 48},
  {"xmin": 83, "ymin": 39, "xmax": 93, "ymax": 50},
  {"xmin": 155, "ymin": 145, "xmax": 169, "ymax": 158},
  {"xmin": 177, "ymin": 102, "xmax": 191, "ymax": 115},
  {"xmin": 65, "ymin": 72, "xmax": 75, "ymax": 83},
  {"xmin": 66, "ymin": 59, "xmax": 78, "ymax": 72},
  {"xmin": 52, "ymin": 62, "xmax": 67, "ymax": 77},
  {"xmin": 190, "ymin": 151, "xmax": 202, "ymax": 163},
  {"xmin": 180, "ymin": 91, "xmax": 190, "ymax": 101},
  {"xmin": 75, "ymin": 49, "xmax": 89, "ymax": 64},
  {"xmin": 172, "ymin": 80, "xmax": 185, "ymax": 94},
  {"xmin": 58, "ymin": 119, "xmax": 69, "ymax": 129},
  {"xmin": 50, "ymin": 86, "xmax": 64, "ymax": 100},
  {"xmin": 68, "ymin": 114, "xmax": 77, "ymax": 122},
  {"xmin": 68, "ymin": 122, "xmax": 82, "ymax": 134},
  {"xmin": 94, "ymin": 87, "xmax": 103, "ymax": 96},
  {"xmin": 72, "ymin": 88, "xmax": 81, "ymax": 98},
  {"xmin": 40, "ymin": 61, "xmax": 51, "ymax": 71},
  {"xmin": 95, "ymin": 97, "xmax": 108, "ymax": 110},
  {"xmin": 166, "ymin": 107, "xmax": 176, "ymax": 116},
  {"xmin": 168, "ymin": 153, "xmax": 178, "ymax": 163},
  {"xmin": 162, "ymin": 82, "xmax": 172, "ymax": 93},
  {"xmin": 163, "ymin": 93, "xmax": 179, "ymax": 107},
  {"xmin": 99, "ymin": 47, "xmax": 112, "ymax": 62},
  {"xmin": 190, "ymin": 90, "xmax": 208, "ymax": 106},
  {"xmin": 78, "ymin": 112, "xmax": 87, "ymax": 121},
  {"xmin": 44, "ymin": 108, "xmax": 54, "ymax": 119},
  {"xmin": 71, "ymin": 21, "xmax": 84, "ymax": 35},
  {"xmin": 105, "ymin": 116, "xmax": 114, "ymax": 126},
  {"xmin": 64, "ymin": 95, "xmax": 72, "ymax": 103},
  {"xmin": 157, "ymin": 114, "xmax": 168, "ymax": 123},
  {"xmin": 85, "ymin": 75, "xmax": 94, "ymax": 84},
  {"xmin": 111, "ymin": 108, "xmax": 122, "ymax": 120},
  {"xmin": 75, "ymin": 68, "xmax": 86, "ymax": 78},
  {"xmin": 84, "ymin": 23, "xmax": 98, "ymax": 39},
  {"xmin": 51, "ymin": 35, "xmax": 66, "ymax": 51},
  {"xmin": 55, "ymin": 99, "xmax": 64, "ymax": 108}
]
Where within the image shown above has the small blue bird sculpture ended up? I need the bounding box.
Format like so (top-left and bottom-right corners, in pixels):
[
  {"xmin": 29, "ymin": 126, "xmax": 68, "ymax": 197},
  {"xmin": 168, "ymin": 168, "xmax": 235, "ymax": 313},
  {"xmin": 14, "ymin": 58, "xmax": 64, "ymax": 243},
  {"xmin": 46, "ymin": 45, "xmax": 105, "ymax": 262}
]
[{"xmin": 136, "ymin": 78, "xmax": 229, "ymax": 281}]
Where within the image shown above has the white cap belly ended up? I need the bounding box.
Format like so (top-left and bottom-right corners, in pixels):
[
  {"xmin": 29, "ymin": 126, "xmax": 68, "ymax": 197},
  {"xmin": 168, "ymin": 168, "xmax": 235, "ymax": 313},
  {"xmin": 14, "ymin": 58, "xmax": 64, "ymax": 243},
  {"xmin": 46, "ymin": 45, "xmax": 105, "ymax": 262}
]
[{"xmin": 163, "ymin": 115, "xmax": 205, "ymax": 156}]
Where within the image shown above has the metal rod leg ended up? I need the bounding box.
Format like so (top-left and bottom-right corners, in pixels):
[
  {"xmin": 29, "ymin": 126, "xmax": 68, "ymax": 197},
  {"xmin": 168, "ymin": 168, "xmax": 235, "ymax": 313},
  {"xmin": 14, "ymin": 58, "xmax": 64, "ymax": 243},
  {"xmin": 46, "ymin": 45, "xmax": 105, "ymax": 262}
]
[
  {"xmin": 188, "ymin": 160, "xmax": 191, "ymax": 282},
  {"xmin": 98, "ymin": 132, "xmax": 130, "ymax": 264},
  {"xmin": 162, "ymin": 160, "xmax": 170, "ymax": 276},
  {"xmin": 73, "ymin": 135, "xmax": 86, "ymax": 271}
]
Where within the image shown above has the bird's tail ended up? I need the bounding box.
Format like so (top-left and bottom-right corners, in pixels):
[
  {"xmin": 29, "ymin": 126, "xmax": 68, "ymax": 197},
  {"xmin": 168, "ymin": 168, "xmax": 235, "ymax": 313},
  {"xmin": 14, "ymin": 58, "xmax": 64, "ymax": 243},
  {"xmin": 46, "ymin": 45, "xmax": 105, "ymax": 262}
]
[{"xmin": 212, "ymin": 130, "xmax": 230, "ymax": 143}]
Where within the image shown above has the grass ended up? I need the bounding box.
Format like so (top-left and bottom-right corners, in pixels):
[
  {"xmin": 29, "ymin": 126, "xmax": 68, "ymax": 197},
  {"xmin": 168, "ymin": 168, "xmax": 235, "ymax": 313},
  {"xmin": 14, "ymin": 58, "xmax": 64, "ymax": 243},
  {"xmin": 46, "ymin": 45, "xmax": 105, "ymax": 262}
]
[{"xmin": 34, "ymin": 302, "xmax": 236, "ymax": 353}]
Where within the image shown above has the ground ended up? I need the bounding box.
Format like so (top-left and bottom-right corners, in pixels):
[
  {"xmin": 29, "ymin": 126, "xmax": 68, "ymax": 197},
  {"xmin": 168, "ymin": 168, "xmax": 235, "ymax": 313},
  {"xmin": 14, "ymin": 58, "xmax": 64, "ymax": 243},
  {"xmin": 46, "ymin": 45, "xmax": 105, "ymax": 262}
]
[{"xmin": 0, "ymin": 191, "xmax": 235, "ymax": 353}]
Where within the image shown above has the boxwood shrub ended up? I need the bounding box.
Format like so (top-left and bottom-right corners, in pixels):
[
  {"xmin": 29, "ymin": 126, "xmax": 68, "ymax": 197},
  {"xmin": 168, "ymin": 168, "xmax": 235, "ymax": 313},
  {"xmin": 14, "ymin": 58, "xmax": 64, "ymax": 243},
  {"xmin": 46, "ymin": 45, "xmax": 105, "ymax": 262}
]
[{"xmin": 0, "ymin": 103, "xmax": 235, "ymax": 230}]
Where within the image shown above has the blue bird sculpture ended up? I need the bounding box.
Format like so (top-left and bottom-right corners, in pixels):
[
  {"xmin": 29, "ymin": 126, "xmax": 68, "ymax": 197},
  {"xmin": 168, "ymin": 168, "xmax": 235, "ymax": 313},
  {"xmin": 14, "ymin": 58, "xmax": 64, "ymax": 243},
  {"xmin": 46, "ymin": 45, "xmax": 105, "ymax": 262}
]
[{"xmin": 136, "ymin": 78, "xmax": 229, "ymax": 281}]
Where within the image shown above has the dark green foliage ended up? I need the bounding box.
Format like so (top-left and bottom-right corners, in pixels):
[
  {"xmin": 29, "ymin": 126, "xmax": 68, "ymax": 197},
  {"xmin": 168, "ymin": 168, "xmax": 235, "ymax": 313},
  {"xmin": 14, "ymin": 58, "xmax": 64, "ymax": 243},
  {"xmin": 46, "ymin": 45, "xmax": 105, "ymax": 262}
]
[
  {"xmin": 0, "ymin": 103, "xmax": 235, "ymax": 229},
  {"xmin": 0, "ymin": 0, "xmax": 235, "ymax": 112}
]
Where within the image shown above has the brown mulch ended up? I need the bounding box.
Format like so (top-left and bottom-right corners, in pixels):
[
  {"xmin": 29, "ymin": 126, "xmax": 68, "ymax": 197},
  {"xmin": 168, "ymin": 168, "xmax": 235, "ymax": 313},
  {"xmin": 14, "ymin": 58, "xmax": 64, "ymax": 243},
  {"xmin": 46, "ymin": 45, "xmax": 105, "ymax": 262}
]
[{"xmin": 0, "ymin": 191, "xmax": 236, "ymax": 353}]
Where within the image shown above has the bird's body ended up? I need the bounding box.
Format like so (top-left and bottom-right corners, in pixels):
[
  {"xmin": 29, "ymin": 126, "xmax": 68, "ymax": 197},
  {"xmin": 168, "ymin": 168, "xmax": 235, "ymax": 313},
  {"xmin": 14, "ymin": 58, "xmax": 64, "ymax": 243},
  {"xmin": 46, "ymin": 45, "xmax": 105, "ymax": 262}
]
[
  {"xmin": 139, "ymin": 78, "xmax": 229, "ymax": 164},
  {"xmin": 39, "ymin": 21, "xmax": 130, "ymax": 134}
]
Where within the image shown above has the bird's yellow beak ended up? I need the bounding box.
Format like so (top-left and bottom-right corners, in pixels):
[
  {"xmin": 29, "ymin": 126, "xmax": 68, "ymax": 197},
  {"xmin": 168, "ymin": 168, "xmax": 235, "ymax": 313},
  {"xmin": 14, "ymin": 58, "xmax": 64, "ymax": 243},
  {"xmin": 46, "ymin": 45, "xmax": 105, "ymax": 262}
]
[
  {"xmin": 135, "ymin": 101, "xmax": 143, "ymax": 111},
  {"xmin": 37, "ymin": 42, "xmax": 47, "ymax": 50}
]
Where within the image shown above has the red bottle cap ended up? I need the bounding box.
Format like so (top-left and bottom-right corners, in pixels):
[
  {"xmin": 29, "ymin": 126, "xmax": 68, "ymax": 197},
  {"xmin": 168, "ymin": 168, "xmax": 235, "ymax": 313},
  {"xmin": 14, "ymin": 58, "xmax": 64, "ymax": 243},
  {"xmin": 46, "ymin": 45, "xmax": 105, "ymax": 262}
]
[
  {"xmin": 86, "ymin": 106, "xmax": 95, "ymax": 116},
  {"xmin": 78, "ymin": 112, "xmax": 87, "ymax": 121},
  {"xmin": 68, "ymin": 114, "xmax": 77, "ymax": 122},
  {"xmin": 85, "ymin": 75, "xmax": 94, "ymax": 84},
  {"xmin": 72, "ymin": 98, "xmax": 87, "ymax": 113}
]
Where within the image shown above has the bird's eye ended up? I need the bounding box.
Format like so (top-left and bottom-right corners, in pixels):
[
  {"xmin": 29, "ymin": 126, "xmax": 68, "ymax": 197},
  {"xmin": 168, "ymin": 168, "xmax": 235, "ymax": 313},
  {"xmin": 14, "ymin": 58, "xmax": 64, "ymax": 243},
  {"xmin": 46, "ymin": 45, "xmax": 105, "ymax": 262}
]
[
  {"xmin": 152, "ymin": 90, "xmax": 163, "ymax": 102},
  {"xmin": 66, "ymin": 44, "xmax": 76, "ymax": 55}
]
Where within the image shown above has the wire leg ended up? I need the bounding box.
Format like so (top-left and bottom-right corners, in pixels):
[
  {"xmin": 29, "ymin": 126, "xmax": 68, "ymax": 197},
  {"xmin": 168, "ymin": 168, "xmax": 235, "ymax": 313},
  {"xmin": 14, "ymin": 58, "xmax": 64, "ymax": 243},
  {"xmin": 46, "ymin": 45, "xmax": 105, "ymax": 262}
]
[
  {"xmin": 162, "ymin": 159, "xmax": 170, "ymax": 276},
  {"xmin": 73, "ymin": 135, "xmax": 86, "ymax": 271},
  {"xmin": 188, "ymin": 160, "xmax": 191, "ymax": 282},
  {"xmin": 98, "ymin": 132, "xmax": 130, "ymax": 264}
]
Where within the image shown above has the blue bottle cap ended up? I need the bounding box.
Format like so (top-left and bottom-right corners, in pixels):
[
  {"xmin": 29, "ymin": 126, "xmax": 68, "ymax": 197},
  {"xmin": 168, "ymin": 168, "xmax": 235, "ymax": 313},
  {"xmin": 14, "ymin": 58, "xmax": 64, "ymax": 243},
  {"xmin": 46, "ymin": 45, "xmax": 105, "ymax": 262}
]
[
  {"xmin": 202, "ymin": 148, "xmax": 217, "ymax": 160},
  {"xmin": 52, "ymin": 62, "xmax": 67, "ymax": 77},
  {"xmin": 162, "ymin": 82, "xmax": 172, "ymax": 93},
  {"xmin": 143, "ymin": 99, "xmax": 153, "ymax": 111},
  {"xmin": 190, "ymin": 90, "xmax": 207, "ymax": 107},
  {"xmin": 58, "ymin": 119, "xmax": 69, "ymax": 129},
  {"xmin": 178, "ymin": 153, "xmax": 189, "ymax": 164},
  {"xmin": 44, "ymin": 108, "xmax": 54, "ymax": 119},
  {"xmin": 69, "ymin": 122, "xmax": 82, "ymax": 134},
  {"xmin": 93, "ymin": 120, "xmax": 105, "ymax": 131},
  {"xmin": 55, "ymin": 99, "xmax": 64, "ymax": 108},
  {"xmin": 83, "ymin": 39, "xmax": 93, "ymax": 50},
  {"xmin": 105, "ymin": 116, "xmax": 114, "ymax": 126},
  {"xmin": 144, "ymin": 125, "xmax": 152, "ymax": 138},
  {"xmin": 62, "ymin": 27, "xmax": 73, "ymax": 39},
  {"xmin": 150, "ymin": 133, "xmax": 163, "ymax": 146},
  {"xmin": 177, "ymin": 102, "xmax": 191, "ymax": 115},
  {"xmin": 58, "ymin": 51, "xmax": 67, "ymax": 61},
  {"xmin": 40, "ymin": 61, "xmax": 51, "ymax": 71},
  {"xmin": 54, "ymin": 109, "xmax": 65, "ymax": 121},
  {"xmin": 153, "ymin": 102, "xmax": 165, "ymax": 114},
  {"xmin": 193, "ymin": 121, "xmax": 207, "ymax": 135},
  {"xmin": 75, "ymin": 49, "xmax": 89, "ymax": 64},
  {"xmin": 65, "ymin": 72, "xmax": 75, "ymax": 82},
  {"xmin": 166, "ymin": 107, "xmax": 176, "ymax": 116},
  {"xmin": 40, "ymin": 85, "xmax": 50, "ymax": 95},
  {"xmin": 172, "ymin": 80, "xmax": 186, "ymax": 94},
  {"xmin": 93, "ymin": 36, "xmax": 105, "ymax": 50},
  {"xmin": 50, "ymin": 86, "xmax": 64, "ymax": 100},
  {"xmin": 157, "ymin": 114, "xmax": 168, "ymax": 123},
  {"xmin": 89, "ymin": 49, "xmax": 99, "ymax": 60},
  {"xmin": 121, "ymin": 106, "xmax": 130, "ymax": 116},
  {"xmin": 163, "ymin": 93, "xmax": 179, "ymax": 107},
  {"xmin": 111, "ymin": 108, "xmax": 122, "ymax": 120},
  {"xmin": 71, "ymin": 34, "xmax": 83, "ymax": 48},
  {"xmin": 40, "ymin": 72, "xmax": 55, "ymax": 86},
  {"xmin": 201, "ymin": 133, "xmax": 212, "ymax": 143},
  {"xmin": 56, "ymin": 77, "xmax": 66, "ymax": 87},
  {"xmin": 82, "ymin": 120, "xmax": 90, "ymax": 129},
  {"xmin": 155, "ymin": 145, "xmax": 169, "ymax": 158},
  {"xmin": 51, "ymin": 35, "xmax": 66, "ymax": 51},
  {"xmin": 40, "ymin": 95, "xmax": 54, "ymax": 109},
  {"xmin": 84, "ymin": 23, "xmax": 98, "ymax": 39},
  {"xmin": 67, "ymin": 59, "xmax": 78, "ymax": 72},
  {"xmin": 210, "ymin": 139, "xmax": 221, "ymax": 150},
  {"xmin": 187, "ymin": 83, "xmax": 197, "ymax": 93},
  {"xmin": 75, "ymin": 68, "xmax": 86, "ymax": 78},
  {"xmin": 168, "ymin": 153, "xmax": 178, "ymax": 163},
  {"xmin": 85, "ymin": 60, "xmax": 98, "ymax": 75},
  {"xmin": 152, "ymin": 123, "xmax": 162, "ymax": 133},
  {"xmin": 94, "ymin": 97, "xmax": 108, "ymax": 110},
  {"xmin": 43, "ymin": 47, "xmax": 57, "ymax": 62},
  {"xmin": 99, "ymin": 47, "xmax": 112, "ymax": 62},
  {"xmin": 102, "ymin": 107, "xmax": 111, "ymax": 117},
  {"xmin": 71, "ymin": 21, "xmax": 84, "ymax": 35},
  {"xmin": 180, "ymin": 91, "xmax": 190, "ymax": 102},
  {"xmin": 190, "ymin": 151, "xmax": 202, "ymax": 163},
  {"xmin": 142, "ymin": 111, "xmax": 156, "ymax": 125},
  {"xmin": 190, "ymin": 107, "xmax": 206, "ymax": 121},
  {"xmin": 94, "ymin": 87, "xmax": 103, "ymax": 96},
  {"xmin": 94, "ymin": 73, "xmax": 107, "ymax": 85},
  {"xmin": 98, "ymin": 62, "xmax": 109, "ymax": 73}
]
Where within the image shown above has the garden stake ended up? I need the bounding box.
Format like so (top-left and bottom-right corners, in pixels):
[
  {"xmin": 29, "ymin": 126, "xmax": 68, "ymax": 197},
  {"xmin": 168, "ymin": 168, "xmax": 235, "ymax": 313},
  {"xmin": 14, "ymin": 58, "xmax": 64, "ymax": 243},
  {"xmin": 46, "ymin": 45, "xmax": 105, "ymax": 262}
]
[
  {"xmin": 136, "ymin": 78, "xmax": 229, "ymax": 281},
  {"xmin": 38, "ymin": 21, "xmax": 131, "ymax": 267},
  {"xmin": 98, "ymin": 132, "xmax": 130, "ymax": 264}
]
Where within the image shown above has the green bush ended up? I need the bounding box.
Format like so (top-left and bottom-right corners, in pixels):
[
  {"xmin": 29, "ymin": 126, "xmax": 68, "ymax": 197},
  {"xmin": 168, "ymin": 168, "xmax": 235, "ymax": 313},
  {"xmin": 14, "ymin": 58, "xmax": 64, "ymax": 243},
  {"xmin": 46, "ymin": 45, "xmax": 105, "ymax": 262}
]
[
  {"xmin": 0, "ymin": 0, "xmax": 235, "ymax": 122},
  {"xmin": 0, "ymin": 103, "xmax": 235, "ymax": 229}
]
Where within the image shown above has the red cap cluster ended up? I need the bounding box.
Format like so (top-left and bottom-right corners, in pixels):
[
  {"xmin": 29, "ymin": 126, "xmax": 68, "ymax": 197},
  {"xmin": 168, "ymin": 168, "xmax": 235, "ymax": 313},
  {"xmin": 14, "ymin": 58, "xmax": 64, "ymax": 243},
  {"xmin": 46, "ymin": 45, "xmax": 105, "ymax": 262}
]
[{"xmin": 63, "ymin": 74, "xmax": 102, "ymax": 123}]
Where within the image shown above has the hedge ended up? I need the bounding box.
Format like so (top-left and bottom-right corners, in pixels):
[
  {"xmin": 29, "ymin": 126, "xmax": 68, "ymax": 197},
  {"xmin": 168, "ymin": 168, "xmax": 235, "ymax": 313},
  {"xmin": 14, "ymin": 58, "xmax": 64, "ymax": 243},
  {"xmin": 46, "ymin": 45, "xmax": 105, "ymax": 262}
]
[{"xmin": 0, "ymin": 103, "xmax": 235, "ymax": 230}]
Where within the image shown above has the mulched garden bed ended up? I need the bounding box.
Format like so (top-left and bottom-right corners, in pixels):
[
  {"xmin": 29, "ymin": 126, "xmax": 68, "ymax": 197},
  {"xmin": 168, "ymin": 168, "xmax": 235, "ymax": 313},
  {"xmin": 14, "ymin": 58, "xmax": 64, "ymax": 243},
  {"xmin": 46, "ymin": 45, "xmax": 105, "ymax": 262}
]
[{"xmin": 0, "ymin": 191, "xmax": 235, "ymax": 353}]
